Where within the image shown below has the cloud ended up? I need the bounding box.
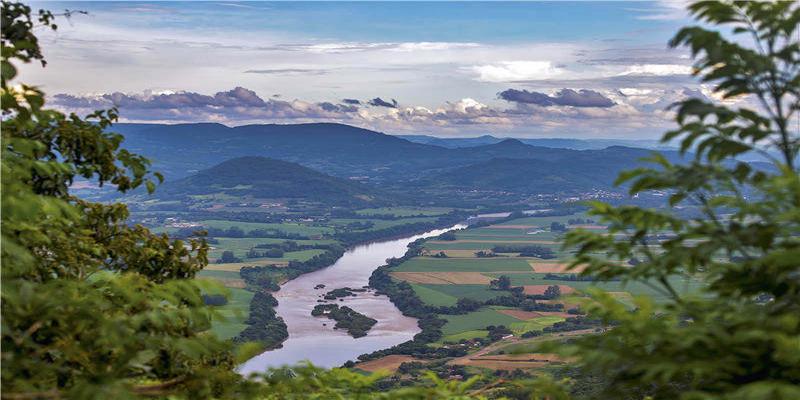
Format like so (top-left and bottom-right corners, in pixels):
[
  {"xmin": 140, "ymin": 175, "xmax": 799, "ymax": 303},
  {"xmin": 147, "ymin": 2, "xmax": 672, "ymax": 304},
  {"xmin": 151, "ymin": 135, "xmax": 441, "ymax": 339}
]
[
  {"xmin": 49, "ymin": 85, "xmax": 715, "ymax": 138},
  {"xmin": 468, "ymin": 61, "xmax": 564, "ymax": 82},
  {"xmin": 618, "ymin": 64, "xmax": 692, "ymax": 76},
  {"xmin": 367, "ymin": 97, "xmax": 398, "ymax": 108},
  {"xmin": 244, "ymin": 68, "xmax": 328, "ymax": 75},
  {"xmin": 499, "ymin": 88, "xmax": 615, "ymax": 108},
  {"xmin": 274, "ymin": 41, "xmax": 479, "ymax": 54},
  {"xmin": 632, "ymin": 0, "xmax": 689, "ymax": 20},
  {"xmin": 317, "ymin": 102, "xmax": 359, "ymax": 113},
  {"xmin": 50, "ymin": 87, "xmax": 360, "ymax": 122}
]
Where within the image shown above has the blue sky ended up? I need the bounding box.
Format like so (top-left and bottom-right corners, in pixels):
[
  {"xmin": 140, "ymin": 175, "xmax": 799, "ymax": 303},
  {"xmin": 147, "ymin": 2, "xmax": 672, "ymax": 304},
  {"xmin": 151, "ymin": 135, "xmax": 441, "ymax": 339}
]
[{"xmin": 23, "ymin": 1, "xmax": 723, "ymax": 138}]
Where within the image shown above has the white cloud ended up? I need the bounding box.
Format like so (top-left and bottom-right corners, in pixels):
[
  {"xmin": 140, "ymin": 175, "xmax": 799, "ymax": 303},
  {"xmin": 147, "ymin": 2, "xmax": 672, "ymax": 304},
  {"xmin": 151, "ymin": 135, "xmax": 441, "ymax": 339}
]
[
  {"xmin": 467, "ymin": 61, "xmax": 565, "ymax": 82},
  {"xmin": 50, "ymin": 86, "xmax": 701, "ymax": 138},
  {"xmin": 634, "ymin": 0, "xmax": 689, "ymax": 21},
  {"xmin": 618, "ymin": 64, "xmax": 692, "ymax": 76}
]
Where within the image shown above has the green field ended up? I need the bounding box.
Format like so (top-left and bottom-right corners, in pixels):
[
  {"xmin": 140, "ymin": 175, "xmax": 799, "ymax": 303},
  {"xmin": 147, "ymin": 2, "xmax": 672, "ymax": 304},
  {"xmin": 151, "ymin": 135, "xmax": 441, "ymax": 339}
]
[
  {"xmin": 456, "ymin": 228, "xmax": 558, "ymax": 238},
  {"xmin": 436, "ymin": 330, "xmax": 489, "ymax": 344},
  {"xmin": 209, "ymin": 287, "xmax": 253, "ymax": 340},
  {"xmin": 208, "ymin": 237, "xmax": 333, "ymax": 259},
  {"xmin": 394, "ymin": 257, "xmax": 533, "ymax": 272},
  {"xmin": 484, "ymin": 272, "xmax": 704, "ymax": 303},
  {"xmin": 441, "ymin": 308, "xmax": 520, "ymax": 335},
  {"xmin": 509, "ymin": 316, "xmax": 565, "ymax": 335},
  {"xmin": 491, "ymin": 340, "xmax": 553, "ymax": 355},
  {"xmin": 410, "ymin": 284, "xmax": 459, "ymax": 306},
  {"xmin": 355, "ymin": 207, "xmax": 453, "ymax": 217},
  {"xmin": 198, "ymin": 270, "xmax": 241, "ymax": 280},
  {"xmin": 328, "ymin": 217, "xmax": 439, "ymax": 231},
  {"xmin": 493, "ymin": 214, "xmax": 590, "ymax": 227},
  {"xmin": 157, "ymin": 220, "xmax": 333, "ymax": 236},
  {"xmin": 424, "ymin": 241, "xmax": 560, "ymax": 251},
  {"xmin": 201, "ymin": 220, "xmax": 333, "ymax": 236},
  {"xmin": 418, "ymin": 284, "xmax": 503, "ymax": 303}
]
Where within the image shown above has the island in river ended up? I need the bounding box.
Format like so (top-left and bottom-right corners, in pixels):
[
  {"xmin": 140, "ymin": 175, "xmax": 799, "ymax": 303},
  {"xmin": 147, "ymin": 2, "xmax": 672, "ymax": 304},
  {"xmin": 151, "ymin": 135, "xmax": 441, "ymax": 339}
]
[{"xmin": 238, "ymin": 226, "xmax": 462, "ymax": 373}]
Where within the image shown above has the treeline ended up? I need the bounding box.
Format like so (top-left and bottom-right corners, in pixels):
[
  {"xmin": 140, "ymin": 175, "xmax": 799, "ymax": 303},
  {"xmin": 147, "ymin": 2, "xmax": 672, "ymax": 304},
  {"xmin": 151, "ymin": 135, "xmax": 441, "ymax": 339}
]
[
  {"xmin": 239, "ymin": 244, "xmax": 345, "ymax": 290},
  {"xmin": 492, "ymin": 244, "xmax": 556, "ymax": 259},
  {"xmin": 247, "ymin": 240, "xmax": 323, "ymax": 258},
  {"xmin": 361, "ymin": 236, "xmax": 565, "ymax": 362},
  {"xmin": 544, "ymin": 273, "xmax": 619, "ymax": 282},
  {"xmin": 520, "ymin": 316, "xmax": 605, "ymax": 338},
  {"xmin": 364, "ymin": 239, "xmax": 466, "ymax": 361},
  {"xmin": 233, "ymin": 291, "xmax": 288, "ymax": 349},
  {"xmin": 175, "ymin": 225, "xmax": 311, "ymax": 239},
  {"xmin": 567, "ymin": 218, "xmax": 595, "ymax": 225},
  {"xmin": 330, "ymin": 208, "xmax": 450, "ymax": 221},
  {"xmin": 175, "ymin": 211, "xmax": 285, "ymax": 224},
  {"xmin": 334, "ymin": 212, "xmax": 467, "ymax": 247},
  {"xmin": 234, "ymin": 213, "xmax": 467, "ymax": 352},
  {"xmin": 311, "ymin": 304, "xmax": 377, "ymax": 338},
  {"xmin": 235, "ymin": 244, "xmax": 346, "ymax": 349}
]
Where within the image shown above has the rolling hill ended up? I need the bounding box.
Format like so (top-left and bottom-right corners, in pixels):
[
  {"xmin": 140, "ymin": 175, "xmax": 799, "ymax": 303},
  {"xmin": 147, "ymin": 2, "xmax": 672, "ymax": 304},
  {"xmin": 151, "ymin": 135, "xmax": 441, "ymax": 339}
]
[
  {"xmin": 160, "ymin": 156, "xmax": 384, "ymax": 205},
  {"xmin": 426, "ymin": 146, "xmax": 679, "ymax": 194},
  {"xmin": 111, "ymin": 122, "xmax": 689, "ymax": 199}
]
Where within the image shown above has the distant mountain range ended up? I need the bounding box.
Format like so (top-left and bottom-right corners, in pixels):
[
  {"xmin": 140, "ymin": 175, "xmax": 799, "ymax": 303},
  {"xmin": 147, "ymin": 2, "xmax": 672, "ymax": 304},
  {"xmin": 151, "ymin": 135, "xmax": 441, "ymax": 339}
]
[
  {"xmin": 398, "ymin": 134, "xmax": 670, "ymax": 150},
  {"xmin": 427, "ymin": 146, "xmax": 661, "ymax": 194},
  {"xmin": 111, "ymin": 122, "xmax": 685, "ymax": 199}
]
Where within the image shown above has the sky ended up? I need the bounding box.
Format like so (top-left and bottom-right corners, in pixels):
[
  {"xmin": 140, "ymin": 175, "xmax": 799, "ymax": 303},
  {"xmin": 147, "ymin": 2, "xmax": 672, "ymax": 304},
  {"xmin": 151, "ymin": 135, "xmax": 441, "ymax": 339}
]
[{"xmin": 21, "ymin": 1, "xmax": 730, "ymax": 138}]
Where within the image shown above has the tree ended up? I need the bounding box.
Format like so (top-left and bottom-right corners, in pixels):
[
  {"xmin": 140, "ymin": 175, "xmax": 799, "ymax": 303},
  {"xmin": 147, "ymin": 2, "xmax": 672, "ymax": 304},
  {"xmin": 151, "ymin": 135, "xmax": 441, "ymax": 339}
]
[
  {"xmin": 542, "ymin": 285, "xmax": 561, "ymax": 300},
  {"xmin": 1, "ymin": 2, "xmax": 243, "ymax": 397},
  {"xmin": 218, "ymin": 250, "xmax": 241, "ymax": 263},
  {"xmin": 456, "ymin": 298, "xmax": 482, "ymax": 313},
  {"xmin": 549, "ymin": 222, "xmax": 567, "ymax": 232},
  {"xmin": 536, "ymin": 2, "xmax": 800, "ymax": 399},
  {"xmin": 490, "ymin": 275, "xmax": 512, "ymax": 291}
]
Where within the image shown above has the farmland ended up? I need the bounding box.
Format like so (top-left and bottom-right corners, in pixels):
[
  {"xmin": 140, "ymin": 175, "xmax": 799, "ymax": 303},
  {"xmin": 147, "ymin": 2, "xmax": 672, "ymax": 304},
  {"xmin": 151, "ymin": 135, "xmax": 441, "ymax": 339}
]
[
  {"xmin": 373, "ymin": 211, "xmax": 704, "ymax": 375},
  {"xmin": 135, "ymin": 206, "xmax": 470, "ymax": 344}
]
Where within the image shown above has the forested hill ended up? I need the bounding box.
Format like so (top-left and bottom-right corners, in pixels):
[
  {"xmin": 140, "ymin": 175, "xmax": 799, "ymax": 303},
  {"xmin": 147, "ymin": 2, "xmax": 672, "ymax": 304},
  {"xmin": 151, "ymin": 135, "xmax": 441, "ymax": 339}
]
[
  {"xmin": 159, "ymin": 156, "xmax": 384, "ymax": 205},
  {"xmin": 428, "ymin": 146, "xmax": 662, "ymax": 194},
  {"xmin": 114, "ymin": 122, "xmax": 671, "ymax": 180},
  {"xmin": 398, "ymin": 134, "xmax": 666, "ymax": 150},
  {"xmin": 113, "ymin": 122, "xmax": 446, "ymax": 180},
  {"xmin": 112, "ymin": 122, "xmax": 687, "ymax": 197}
]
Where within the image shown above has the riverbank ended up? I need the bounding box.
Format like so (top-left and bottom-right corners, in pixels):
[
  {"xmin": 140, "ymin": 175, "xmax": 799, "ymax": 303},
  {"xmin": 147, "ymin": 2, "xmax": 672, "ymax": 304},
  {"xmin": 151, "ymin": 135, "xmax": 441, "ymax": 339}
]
[
  {"xmin": 230, "ymin": 213, "xmax": 469, "ymax": 361},
  {"xmin": 238, "ymin": 225, "xmax": 462, "ymax": 373}
]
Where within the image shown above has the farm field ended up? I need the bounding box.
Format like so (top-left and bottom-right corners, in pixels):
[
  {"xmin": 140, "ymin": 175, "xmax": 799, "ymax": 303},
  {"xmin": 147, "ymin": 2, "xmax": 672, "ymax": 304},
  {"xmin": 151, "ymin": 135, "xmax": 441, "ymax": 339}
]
[
  {"xmin": 355, "ymin": 207, "xmax": 454, "ymax": 217},
  {"xmin": 207, "ymin": 285, "xmax": 254, "ymax": 340},
  {"xmin": 441, "ymin": 308, "xmax": 520, "ymax": 335},
  {"xmin": 387, "ymin": 212, "xmax": 652, "ymax": 348},
  {"xmin": 142, "ymin": 207, "xmax": 460, "ymax": 345},
  {"xmin": 393, "ymin": 257, "xmax": 534, "ymax": 272},
  {"xmin": 197, "ymin": 220, "xmax": 334, "ymax": 236},
  {"xmin": 328, "ymin": 217, "xmax": 440, "ymax": 230}
]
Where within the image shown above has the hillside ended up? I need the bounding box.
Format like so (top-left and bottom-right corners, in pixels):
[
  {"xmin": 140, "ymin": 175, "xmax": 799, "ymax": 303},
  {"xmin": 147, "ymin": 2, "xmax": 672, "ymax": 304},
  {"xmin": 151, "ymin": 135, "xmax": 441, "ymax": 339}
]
[
  {"xmin": 399, "ymin": 134, "xmax": 667, "ymax": 150},
  {"xmin": 115, "ymin": 122, "xmax": 449, "ymax": 180},
  {"xmin": 428, "ymin": 146, "xmax": 673, "ymax": 194},
  {"xmin": 113, "ymin": 122, "xmax": 683, "ymax": 197},
  {"xmin": 161, "ymin": 156, "xmax": 384, "ymax": 205}
]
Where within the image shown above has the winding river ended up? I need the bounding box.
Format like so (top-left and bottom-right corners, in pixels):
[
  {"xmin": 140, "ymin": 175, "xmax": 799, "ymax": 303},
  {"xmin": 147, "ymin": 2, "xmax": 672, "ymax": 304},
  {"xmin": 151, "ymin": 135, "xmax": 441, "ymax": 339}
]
[{"xmin": 239, "ymin": 224, "xmax": 466, "ymax": 373}]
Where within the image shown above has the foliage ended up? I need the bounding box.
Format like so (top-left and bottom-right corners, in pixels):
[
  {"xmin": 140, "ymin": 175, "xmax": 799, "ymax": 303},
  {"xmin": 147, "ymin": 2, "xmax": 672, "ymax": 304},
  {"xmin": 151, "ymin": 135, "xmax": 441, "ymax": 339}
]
[
  {"xmin": 234, "ymin": 291, "xmax": 288, "ymax": 350},
  {"xmin": 0, "ymin": 1, "xmax": 246, "ymax": 398},
  {"xmin": 311, "ymin": 304, "xmax": 378, "ymax": 338},
  {"xmin": 538, "ymin": 2, "xmax": 800, "ymax": 399}
]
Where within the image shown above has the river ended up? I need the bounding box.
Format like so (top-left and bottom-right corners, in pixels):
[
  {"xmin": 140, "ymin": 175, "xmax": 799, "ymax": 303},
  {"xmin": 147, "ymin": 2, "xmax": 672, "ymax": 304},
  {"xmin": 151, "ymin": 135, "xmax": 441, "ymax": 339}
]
[{"xmin": 239, "ymin": 224, "xmax": 466, "ymax": 373}]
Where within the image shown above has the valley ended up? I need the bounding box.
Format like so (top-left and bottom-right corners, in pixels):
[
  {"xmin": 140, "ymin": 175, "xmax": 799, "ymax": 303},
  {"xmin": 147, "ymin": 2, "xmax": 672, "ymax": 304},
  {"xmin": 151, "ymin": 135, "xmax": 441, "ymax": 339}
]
[{"xmin": 115, "ymin": 122, "xmax": 705, "ymax": 380}]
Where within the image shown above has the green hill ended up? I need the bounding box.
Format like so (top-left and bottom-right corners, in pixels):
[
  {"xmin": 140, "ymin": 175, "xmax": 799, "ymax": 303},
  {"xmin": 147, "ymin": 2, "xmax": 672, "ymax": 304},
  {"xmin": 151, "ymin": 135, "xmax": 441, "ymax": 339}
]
[{"xmin": 161, "ymin": 156, "xmax": 383, "ymax": 205}]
